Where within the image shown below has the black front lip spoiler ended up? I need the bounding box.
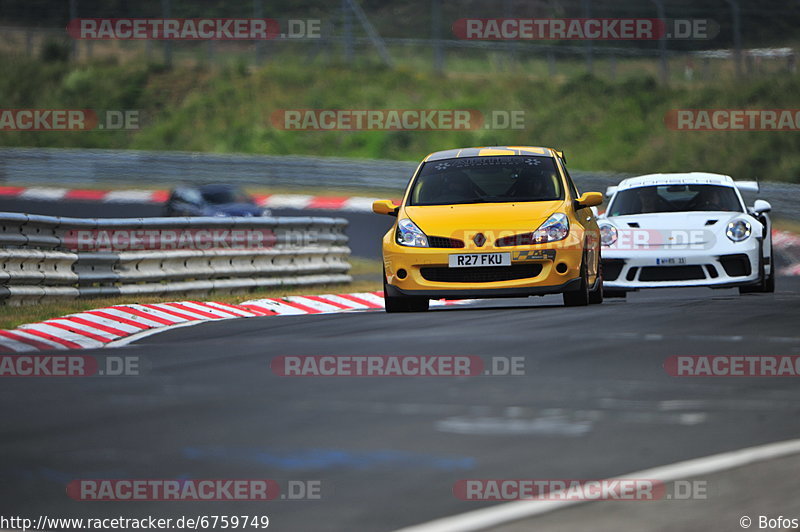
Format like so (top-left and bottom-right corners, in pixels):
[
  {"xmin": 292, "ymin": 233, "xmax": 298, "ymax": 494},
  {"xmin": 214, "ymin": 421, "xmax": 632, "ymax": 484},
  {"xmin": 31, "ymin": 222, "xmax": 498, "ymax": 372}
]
[
  {"xmin": 385, "ymin": 277, "xmax": 583, "ymax": 300},
  {"xmin": 605, "ymin": 277, "xmax": 761, "ymax": 291}
]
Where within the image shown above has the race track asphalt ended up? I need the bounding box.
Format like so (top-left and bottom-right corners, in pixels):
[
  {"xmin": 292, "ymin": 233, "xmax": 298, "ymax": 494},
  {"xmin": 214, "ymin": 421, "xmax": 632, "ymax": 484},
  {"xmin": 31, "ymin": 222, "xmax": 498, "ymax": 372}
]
[{"xmin": 1, "ymin": 280, "xmax": 799, "ymax": 531}]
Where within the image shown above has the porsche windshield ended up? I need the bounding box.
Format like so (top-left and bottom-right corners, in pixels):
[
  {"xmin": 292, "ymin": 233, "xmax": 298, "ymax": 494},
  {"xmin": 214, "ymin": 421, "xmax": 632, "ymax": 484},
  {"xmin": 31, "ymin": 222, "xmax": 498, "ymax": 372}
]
[
  {"xmin": 609, "ymin": 184, "xmax": 743, "ymax": 216},
  {"xmin": 408, "ymin": 156, "xmax": 563, "ymax": 206}
]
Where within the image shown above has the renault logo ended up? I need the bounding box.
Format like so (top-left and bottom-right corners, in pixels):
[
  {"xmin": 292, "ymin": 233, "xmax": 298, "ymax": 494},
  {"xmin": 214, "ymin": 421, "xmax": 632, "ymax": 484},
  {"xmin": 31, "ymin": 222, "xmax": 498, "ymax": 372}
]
[{"xmin": 473, "ymin": 233, "xmax": 486, "ymax": 247}]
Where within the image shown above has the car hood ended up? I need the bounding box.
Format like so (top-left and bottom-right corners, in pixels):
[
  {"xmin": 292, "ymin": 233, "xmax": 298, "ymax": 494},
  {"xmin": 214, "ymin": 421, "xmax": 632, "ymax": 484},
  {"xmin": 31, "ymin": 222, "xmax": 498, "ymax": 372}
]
[{"xmin": 403, "ymin": 201, "xmax": 564, "ymax": 242}]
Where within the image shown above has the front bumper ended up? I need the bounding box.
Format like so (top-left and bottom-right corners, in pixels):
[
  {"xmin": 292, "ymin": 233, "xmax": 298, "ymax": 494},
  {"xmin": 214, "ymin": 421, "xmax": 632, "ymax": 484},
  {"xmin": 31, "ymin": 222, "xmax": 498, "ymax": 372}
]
[
  {"xmin": 602, "ymin": 242, "xmax": 761, "ymax": 290},
  {"xmin": 383, "ymin": 236, "xmax": 586, "ymax": 300},
  {"xmin": 385, "ymin": 277, "xmax": 583, "ymax": 299}
]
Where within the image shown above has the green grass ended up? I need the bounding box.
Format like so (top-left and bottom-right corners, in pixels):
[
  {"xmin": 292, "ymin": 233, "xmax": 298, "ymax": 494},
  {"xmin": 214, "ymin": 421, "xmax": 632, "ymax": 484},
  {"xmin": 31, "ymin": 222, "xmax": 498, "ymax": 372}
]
[
  {"xmin": 773, "ymin": 218, "xmax": 800, "ymax": 234},
  {"xmin": 1, "ymin": 51, "xmax": 799, "ymax": 182},
  {"xmin": 0, "ymin": 257, "xmax": 382, "ymax": 330}
]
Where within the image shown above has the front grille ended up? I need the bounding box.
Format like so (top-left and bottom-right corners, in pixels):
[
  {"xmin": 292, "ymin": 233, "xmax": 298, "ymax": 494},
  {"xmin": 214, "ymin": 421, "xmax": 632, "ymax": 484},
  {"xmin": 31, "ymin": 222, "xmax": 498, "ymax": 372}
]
[
  {"xmin": 495, "ymin": 233, "xmax": 536, "ymax": 247},
  {"xmin": 427, "ymin": 236, "xmax": 465, "ymax": 248},
  {"xmin": 602, "ymin": 259, "xmax": 625, "ymax": 281},
  {"xmin": 639, "ymin": 265, "xmax": 706, "ymax": 281},
  {"xmin": 420, "ymin": 264, "xmax": 542, "ymax": 283},
  {"xmin": 718, "ymin": 254, "xmax": 751, "ymax": 277}
]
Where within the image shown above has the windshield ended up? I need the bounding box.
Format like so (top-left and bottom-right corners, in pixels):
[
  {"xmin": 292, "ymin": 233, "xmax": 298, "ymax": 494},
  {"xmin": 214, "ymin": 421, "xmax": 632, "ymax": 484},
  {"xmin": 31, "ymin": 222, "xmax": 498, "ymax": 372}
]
[
  {"xmin": 609, "ymin": 184, "xmax": 743, "ymax": 216},
  {"xmin": 408, "ymin": 156, "xmax": 563, "ymax": 206},
  {"xmin": 201, "ymin": 187, "xmax": 252, "ymax": 205}
]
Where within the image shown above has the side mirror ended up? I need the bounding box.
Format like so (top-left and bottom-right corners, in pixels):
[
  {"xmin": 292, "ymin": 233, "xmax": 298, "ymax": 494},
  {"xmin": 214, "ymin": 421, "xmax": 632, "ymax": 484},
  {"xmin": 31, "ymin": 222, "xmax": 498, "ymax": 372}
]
[
  {"xmin": 605, "ymin": 186, "xmax": 618, "ymax": 198},
  {"xmin": 575, "ymin": 192, "xmax": 603, "ymax": 209},
  {"xmin": 372, "ymin": 199, "xmax": 399, "ymax": 216},
  {"xmin": 752, "ymin": 199, "xmax": 772, "ymax": 214}
]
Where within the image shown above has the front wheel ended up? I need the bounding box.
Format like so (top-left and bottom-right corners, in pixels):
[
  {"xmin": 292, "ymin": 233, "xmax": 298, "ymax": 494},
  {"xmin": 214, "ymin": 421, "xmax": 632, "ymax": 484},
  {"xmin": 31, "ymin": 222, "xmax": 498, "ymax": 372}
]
[
  {"xmin": 764, "ymin": 242, "xmax": 776, "ymax": 293},
  {"xmin": 383, "ymin": 278, "xmax": 429, "ymax": 313},
  {"xmin": 588, "ymin": 261, "xmax": 604, "ymax": 305},
  {"xmin": 603, "ymin": 289, "xmax": 627, "ymax": 299},
  {"xmin": 563, "ymin": 258, "xmax": 590, "ymax": 307},
  {"xmin": 739, "ymin": 242, "xmax": 775, "ymax": 294}
]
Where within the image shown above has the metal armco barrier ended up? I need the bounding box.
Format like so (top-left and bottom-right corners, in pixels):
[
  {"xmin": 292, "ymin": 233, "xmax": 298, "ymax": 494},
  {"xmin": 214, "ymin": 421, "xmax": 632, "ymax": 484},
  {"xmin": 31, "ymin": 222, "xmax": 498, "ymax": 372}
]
[
  {"xmin": 1, "ymin": 147, "xmax": 796, "ymax": 219},
  {"xmin": 0, "ymin": 213, "xmax": 351, "ymax": 304}
]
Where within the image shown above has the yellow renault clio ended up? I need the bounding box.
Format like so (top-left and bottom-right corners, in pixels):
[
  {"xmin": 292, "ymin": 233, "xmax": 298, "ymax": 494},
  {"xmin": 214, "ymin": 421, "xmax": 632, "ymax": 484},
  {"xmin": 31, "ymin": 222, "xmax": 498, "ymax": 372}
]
[{"xmin": 373, "ymin": 146, "xmax": 604, "ymax": 312}]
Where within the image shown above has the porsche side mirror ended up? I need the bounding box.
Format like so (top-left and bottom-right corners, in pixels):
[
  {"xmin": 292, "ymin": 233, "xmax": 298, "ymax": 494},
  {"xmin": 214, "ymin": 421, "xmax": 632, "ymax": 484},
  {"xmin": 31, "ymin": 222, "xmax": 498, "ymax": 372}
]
[{"xmin": 752, "ymin": 199, "xmax": 772, "ymax": 214}]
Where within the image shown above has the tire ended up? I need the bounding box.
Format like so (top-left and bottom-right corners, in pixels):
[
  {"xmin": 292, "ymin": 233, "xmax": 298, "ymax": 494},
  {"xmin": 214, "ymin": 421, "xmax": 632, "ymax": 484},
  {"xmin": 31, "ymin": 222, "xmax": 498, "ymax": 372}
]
[
  {"xmin": 603, "ymin": 289, "xmax": 627, "ymax": 299},
  {"xmin": 764, "ymin": 242, "xmax": 776, "ymax": 293},
  {"xmin": 739, "ymin": 241, "xmax": 775, "ymax": 294},
  {"xmin": 383, "ymin": 277, "xmax": 429, "ymax": 313},
  {"xmin": 588, "ymin": 259, "xmax": 604, "ymax": 305},
  {"xmin": 563, "ymin": 256, "xmax": 590, "ymax": 307}
]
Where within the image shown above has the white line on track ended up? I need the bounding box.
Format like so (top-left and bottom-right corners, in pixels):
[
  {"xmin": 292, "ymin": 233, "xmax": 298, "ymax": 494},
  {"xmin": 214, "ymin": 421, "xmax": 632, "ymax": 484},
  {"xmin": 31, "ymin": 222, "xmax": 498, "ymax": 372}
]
[{"xmin": 391, "ymin": 438, "xmax": 800, "ymax": 532}]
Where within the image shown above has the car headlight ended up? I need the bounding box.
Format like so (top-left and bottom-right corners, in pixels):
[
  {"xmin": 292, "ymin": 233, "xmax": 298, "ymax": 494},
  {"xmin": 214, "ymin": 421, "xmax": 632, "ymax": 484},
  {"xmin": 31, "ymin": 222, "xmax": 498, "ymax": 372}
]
[
  {"xmin": 599, "ymin": 223, "xmax": 618, "ymax": 246},
  {"xmin": 532, "ymin": 213, "xmax": 569, "ymax": 243},
  {"xmin": 396, "ymin": 218, "xmax": 429, "ymax": 247},
  {"xmin": 726, "ymin": 220, "xmax": 751, "ymax": 242},
  {"xmin": 261, "ymin": 207, "xmax": 272, "ymax": 217}
]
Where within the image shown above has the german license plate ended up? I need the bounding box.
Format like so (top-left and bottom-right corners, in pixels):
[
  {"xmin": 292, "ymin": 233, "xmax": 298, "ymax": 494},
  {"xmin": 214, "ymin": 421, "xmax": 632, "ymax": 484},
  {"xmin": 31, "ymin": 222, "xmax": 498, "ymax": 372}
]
[
  {"xmin": 448, "ymin": 253, "xmax": 511, "ymax": 268},
  {"xmin": 656, "ymin": 257, "xmax": 687, "ymax": 265}
]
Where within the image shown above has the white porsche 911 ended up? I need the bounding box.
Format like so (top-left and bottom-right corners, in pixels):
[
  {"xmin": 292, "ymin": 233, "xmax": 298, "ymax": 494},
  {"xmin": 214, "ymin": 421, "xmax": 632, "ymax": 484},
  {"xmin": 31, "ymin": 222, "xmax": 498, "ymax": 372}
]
[{"xmin": 598, "ymin": 173, "xmax": 774, "ymax": 298}]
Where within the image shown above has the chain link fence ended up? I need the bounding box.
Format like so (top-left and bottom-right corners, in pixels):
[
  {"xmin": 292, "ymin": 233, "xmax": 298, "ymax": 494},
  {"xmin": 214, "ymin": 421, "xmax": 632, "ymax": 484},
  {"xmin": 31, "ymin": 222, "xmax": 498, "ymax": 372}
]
[{"xmin": 1, "ymin": 0, "xmax": 798, "ymax": 83}]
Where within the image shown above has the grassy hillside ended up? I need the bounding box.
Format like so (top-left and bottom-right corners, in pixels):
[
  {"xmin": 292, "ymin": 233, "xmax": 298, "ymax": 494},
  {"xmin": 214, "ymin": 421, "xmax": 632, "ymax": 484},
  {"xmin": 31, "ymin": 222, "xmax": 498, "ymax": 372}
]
[{"xmin": 1, "ymin": 53, "xmax": 799, "ymax": 182}]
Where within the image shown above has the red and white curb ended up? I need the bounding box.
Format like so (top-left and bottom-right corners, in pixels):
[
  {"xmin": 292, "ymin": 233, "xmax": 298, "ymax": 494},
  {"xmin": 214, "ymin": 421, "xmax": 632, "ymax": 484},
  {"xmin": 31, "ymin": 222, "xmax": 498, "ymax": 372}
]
[
  {"xmin": 0, "ymin": 186, "xmax": 389, "ymax": 213},
  {"xmin": 773, "ymin": 230, "xmax": 800, "ymax": 276},
  {"xmin": 0, "ymin": 292, "xmax": 468, "ymax": 353}
]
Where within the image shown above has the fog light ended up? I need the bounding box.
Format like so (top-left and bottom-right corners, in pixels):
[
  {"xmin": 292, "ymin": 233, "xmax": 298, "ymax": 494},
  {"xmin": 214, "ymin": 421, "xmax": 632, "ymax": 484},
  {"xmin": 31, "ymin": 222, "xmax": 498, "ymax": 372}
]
[
  {"xmin": 555, "ymin": 262, "xmax": 568, "ymax": 274},
  {"xmin": 397, "ymin": 269, "xmax": 408, "ymax": 279}
]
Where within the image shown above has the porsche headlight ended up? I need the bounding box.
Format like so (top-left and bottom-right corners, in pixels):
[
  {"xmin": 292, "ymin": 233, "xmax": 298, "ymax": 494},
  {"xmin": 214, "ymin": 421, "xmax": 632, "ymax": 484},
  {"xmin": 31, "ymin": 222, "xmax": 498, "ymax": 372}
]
[
  {"xmin": 396, "ymin": 218, "xmax": 429, "ymax": 247},
  {"xmin": 726, "ymin": 220, "xmax": 751, "ymax": 242},
  {"xmin": 599, "ymin": 223, "xmax": 618, "ymax": 247},
  {"xmin": 533, "ymin": 213, "xmax": 569, "ymax": 243}
]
